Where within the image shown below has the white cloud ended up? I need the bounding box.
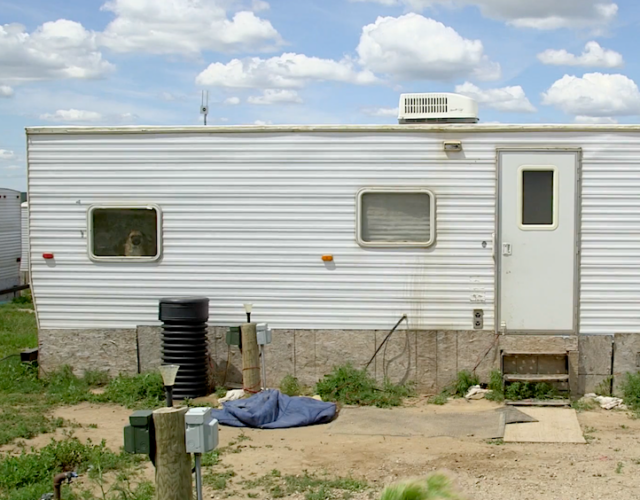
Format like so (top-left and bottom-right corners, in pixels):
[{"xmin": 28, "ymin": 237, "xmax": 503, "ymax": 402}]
[
  {"xmin": 223, "ymin": 96, "xmax": 241, "ymax": 105},
  {"xmin": 254, "ymin": 120, "xmax": 273, "ymax": 125},
  {"xmin": 0, "ymin": 149, "xmax": 16, "ymax": 160},
  {"xmin": 455, "ymin": 82, "xmax": 536, "ymax": 112},
  {"xmin": 40, "ymin": 109, "xmax": 104, "ymax": 122},
  {"xmin": 0, "ymin": 85, "xmax": 13, "ymax": 97},
  {"xmin": 575, "ymin": 115, "xmax": 618, "ymax": 124},
  {"xmin": 196, "ymin": 53, "xmax": 378, "ymax": 89},
  {"xmin": 247, "ymin": 89, "xmax": 303, "ymax": 105},
  {"xmin": 100, "ymin": 0, "xmax": 282, "ymax": 55},
  {"xmin": 542, "ymin": 73, "xmax": 640, "ymax": 117},
  {"xmin": 252, "ymin": 0, "xmax": 270, "ymax": 11},
  {"xmin": 362, "ymin": 107, "xmax": 399, "ymax": 117},
  {"xmin": 39, "ymin": 109, "xmax": 139, "ymax": 123},
  {"xmin": 349, "ymin": 0, "xmax": 618, "ymax": 30},
  {"xmin": 0, "ymin": 20, "xmax": 113, "ymax": 84},
  {"xmin": 538, "ymin": 42, "xmax": 623, "ymax": 68},
  {"xmin": 356, "ymin": 14, "xmax": 501, "ymax": 82}
]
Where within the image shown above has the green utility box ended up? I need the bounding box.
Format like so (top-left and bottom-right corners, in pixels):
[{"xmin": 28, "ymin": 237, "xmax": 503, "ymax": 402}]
[
  {"xmin": 226, "ymin": 326, "xmax": 242, "ymax": 347},
  {"xmin": 124, "ymin": 410, "xmax": 155, "ymax": 457}
]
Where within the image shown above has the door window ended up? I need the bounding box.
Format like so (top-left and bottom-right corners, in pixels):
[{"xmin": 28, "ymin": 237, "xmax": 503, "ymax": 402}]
[{"xmin": 518, "ymin": 166, "xmax": 558, "ymax": 230}]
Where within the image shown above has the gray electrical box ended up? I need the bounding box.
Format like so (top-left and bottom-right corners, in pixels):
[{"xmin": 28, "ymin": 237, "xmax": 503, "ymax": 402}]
[
  {"xmin": 185, "ymin": 408, "xmax": 219, "ymax": 454},
  {"xmin": 256, "ymin": 323, "xmax": 272, "ymax": 346}
]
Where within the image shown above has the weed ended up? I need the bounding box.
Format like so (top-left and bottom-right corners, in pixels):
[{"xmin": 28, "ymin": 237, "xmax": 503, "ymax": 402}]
[
  {"xmin": 428, "ymin": 394, "xmax": 448, "ymax": 405},
  {"xmin": 243, "ymin": 471, "xmax": 368, "ymax": 500},
  {"xmin": 237, "ymin": 432, "xmax": 252, "ymax": 443},
  {"xmin": 572, "ymin": 399, "xmax": 596, "ymax": 412},
  {"xmin": 204, "ymin": 471, "xmax": 236, "ymax": 490},
  {"xmin": 315, "ymin": 364, "xmax": 414, "ymax": 408},
  {"xmin": 451, "ymin": 370, "xmax": 479, "ymax": 398},
  {"xmin": 11, "ymin": 291, "xmax": 33, "ymax": 307},
  {"xmin": 247, "ymin": 493, "xmax": 259, "ymax": 499},
  {"xmin": 201, "ymin": 450, "xmax": 222, "ymax": 467},
  {"xmin": 595, "ymin": 376, "xmax": 614, "ymax": 397},
  {"xmin": 621, "ymin": 425, "xmax": 629, "ymax": 430},
  {"xmin": 619, "ymin": 372, "xmax": 640, "ymax": 412},
  {"xmin": 88, "ymin": 424, "xmax": 99, "ymax": 429},
  {"xmin": 95, "ymin": 372, "xmax": 164, "ymax": 409},
  {"xmin": 616, "ymin": 462, "xmax": 624, "ymax": 474},
  {"xmin": 380, "ymin": 474, "xmax": 464, "ymax": 500},
  {"xmin": 484, "ymin": 370, "xmax": 505, "ymax": 402},
  {"xmin": 486, "ymin": 439, "xmax": 504, "ymax": 446},
  {"xmin": 280, "ymin": 374, "xmax": 302, "ymax": 397},
  {"xmin": 584, "ymin": 426, "xmax": 597, "ymax": 443},
  {"xmin": 505, "ymin": 382, "xmax": 559, "ymax": 401},
  {"xmin": 0, "ymin": 437, "xmax": 138, "ymax": 498},
  {"xmin": 216, "ymin": 387, "xmax": 228, "ymax": 398}
]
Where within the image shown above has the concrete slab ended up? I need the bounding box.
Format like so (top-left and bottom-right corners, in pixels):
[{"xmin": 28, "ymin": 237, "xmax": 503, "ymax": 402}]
[
  {"xmin": 503, "ymin": 408, "xmax": 586, "ymax": 444},
  {"xmin": 328, "ymin": 406, "xmax": 504, "ymax": 439}
]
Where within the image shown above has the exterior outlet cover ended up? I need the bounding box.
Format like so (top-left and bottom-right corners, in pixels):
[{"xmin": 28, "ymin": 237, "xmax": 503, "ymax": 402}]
[
  {"xmin": 473, "ymin": 309, "xmax": 483, "ymax": 330},
  {"xmin": 256, "ymin": 323, "xmax": 272, "ymax": 346},
  {"xmin": 185, "ymin": 408, "xmax": 219, "ymax": 454}
]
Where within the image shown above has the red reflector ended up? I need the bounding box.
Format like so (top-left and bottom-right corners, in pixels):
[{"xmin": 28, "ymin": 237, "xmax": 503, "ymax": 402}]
[{"xmin": 43, "ymin": 253, "xmax": 54, "ymax": 260}]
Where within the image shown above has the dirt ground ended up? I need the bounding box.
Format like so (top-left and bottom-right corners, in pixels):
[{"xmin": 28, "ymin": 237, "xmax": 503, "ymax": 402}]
[{"xmin": 4, "ymin": 398, "xmax": 640, "ymax": 500}]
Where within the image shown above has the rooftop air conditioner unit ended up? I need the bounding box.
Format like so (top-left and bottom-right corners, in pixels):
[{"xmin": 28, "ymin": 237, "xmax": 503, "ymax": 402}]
[{"xmin": 398, "ymin": 93, "xmax": 479, "ymax": 124}]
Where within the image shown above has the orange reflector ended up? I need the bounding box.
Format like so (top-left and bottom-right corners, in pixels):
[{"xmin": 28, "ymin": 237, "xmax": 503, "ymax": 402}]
[{"xmin": 322, "ymin": 255, "xmax": 334, "ymax": 262}]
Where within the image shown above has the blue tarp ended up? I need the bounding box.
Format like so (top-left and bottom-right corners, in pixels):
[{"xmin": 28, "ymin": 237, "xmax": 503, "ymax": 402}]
[{"xmin": 209, "ymin": 390, "xmax": 337, "ymax": 429}]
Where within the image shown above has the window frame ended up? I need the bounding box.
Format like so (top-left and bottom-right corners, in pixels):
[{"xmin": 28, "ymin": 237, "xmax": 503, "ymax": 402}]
[
  {"xmin": 517, "ymin": 165, "xmax": 559, "ymax": 231},
  {"xmin": 356, "ymin": 187, "xmax": 437, "ymax": 248},
  {"xmin": 87, "ymin": 204, "xmax": 163, "ymax": 263}
]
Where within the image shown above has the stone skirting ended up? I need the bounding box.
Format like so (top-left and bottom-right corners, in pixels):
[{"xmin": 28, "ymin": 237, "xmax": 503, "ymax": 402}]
[{"xmin": 41, "ymin": 325, "xmax": 628, "ymax": 395}]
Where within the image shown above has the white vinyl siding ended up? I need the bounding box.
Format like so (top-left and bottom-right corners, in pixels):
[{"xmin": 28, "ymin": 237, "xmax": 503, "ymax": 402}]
[{"xmin": 27, "ymin": 131, "xmax": 494, "ymax": 330}]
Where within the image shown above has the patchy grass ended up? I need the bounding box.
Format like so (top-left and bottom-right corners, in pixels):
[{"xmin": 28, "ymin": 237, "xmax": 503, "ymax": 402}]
[
  {"xmin": 619, "ymin": 372, "xmax": 640, "ymax": 414},
  {"xmin": 572, "ymin": 398, "xmax": 597, "ymax": 412},
  {"xmin": 380, "ymin": 474, "xmax": 464, "ymax": 500},
  {"xmin": 243, "ymin": 470, "xmax": 369, "ymax": 500},
  {"xmin": 486, "ymin": 439, "xmax": 504, "ymax": 446},
  {"xmin": 616, "ymin": 462, "xmax": 624, "ymax": 474},
  {"xmin": 280, "ymin": 374, "xmax": 302, "ymax": 397},
  {"xmin": 0, "ymin": 437, "xmax": 140, "ymax": 500},
  {"xmin": 215, "ymin": 386, "xmax": 228, "ymax": 399},
  {"xmin": 0, "ymin": 303, "xmax": 165, "ymax": 450},
  {"xmin": 428, "ymin": 394, "xmax": 449, "ymax": 405},
  {"xmin": 203, "ymin": 471, "xmax": 236, "ymax": 490},
  {"xmin": 315, "ymin": 364, "xmax": 415, "ymax": 408}
]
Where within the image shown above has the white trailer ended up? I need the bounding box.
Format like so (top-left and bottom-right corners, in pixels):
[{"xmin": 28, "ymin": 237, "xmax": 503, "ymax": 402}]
[
  {"xmin": 25, "ymin": 94, "xmax": 640, "ymax": 393},
  {"xmin": 0, "ymin": 188, "xmax": 22, "ymax": 302}
]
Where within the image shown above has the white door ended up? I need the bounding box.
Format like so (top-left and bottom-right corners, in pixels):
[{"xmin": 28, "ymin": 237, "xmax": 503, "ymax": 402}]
[{"xmin": 499, "ymin": 151, "xmax": 578, "ymax": 333}]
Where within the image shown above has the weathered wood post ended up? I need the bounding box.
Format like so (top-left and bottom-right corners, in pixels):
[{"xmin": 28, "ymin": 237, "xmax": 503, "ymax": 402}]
[
  {"xmin": 153, "ymin": 407, "xmax": 192, "ymax": 500},
  {"xmin": 241, "ymin": 323, "xmax": 261, "ymax": 393}
]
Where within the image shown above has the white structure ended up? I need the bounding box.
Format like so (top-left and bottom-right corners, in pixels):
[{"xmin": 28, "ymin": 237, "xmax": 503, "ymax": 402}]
[
  {"xmin": 0, "ymin": 188, "xmax": 22, "ymax": 301},
  {"xmin": 20, "ymin": 202, "xmax": 29, "ymax": 280},
  {"xmin": 25, "ymin": 96, "xmax": 640, "ymax": 392}
]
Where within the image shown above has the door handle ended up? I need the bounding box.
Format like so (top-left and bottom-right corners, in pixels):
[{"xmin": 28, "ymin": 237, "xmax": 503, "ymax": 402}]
[{"xmin": 502, "ymin": 243, "xmax": 512, "ymax": 256}]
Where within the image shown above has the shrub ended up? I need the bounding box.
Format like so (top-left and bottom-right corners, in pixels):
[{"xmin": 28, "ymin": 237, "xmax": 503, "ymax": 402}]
[
  {"xmin": 380, "ymin": 474, "xmax": 464, "ymax": 500},
  {"xmin": 315, "ymin": 364, "xmax": 414, "ymax": 408},
  {"xmin": 279, "ymin": 375, "xmax": 302, "ymax": 397},
  {"xmin": 451, "ymin": 370, "xmax": 479, "ymax": 397},
  {"xmin": 620, "ymin": 372, "xmax": 640, "ymax": 411}
]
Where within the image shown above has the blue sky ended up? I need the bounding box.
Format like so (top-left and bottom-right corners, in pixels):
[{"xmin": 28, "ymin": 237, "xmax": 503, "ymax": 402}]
[{"xmin": 1, "ymin": 0, "xmax": 639, "ymax": 191}]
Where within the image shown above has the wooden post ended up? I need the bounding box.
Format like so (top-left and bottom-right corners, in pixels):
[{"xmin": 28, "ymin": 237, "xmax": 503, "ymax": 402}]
[
  {"xmin": 241, "ymin": 323, "xmax": 261, "ymax": 393},
  {"xmin": 153, "ymin": 407, "xmax": 192, "ymax": 500}
]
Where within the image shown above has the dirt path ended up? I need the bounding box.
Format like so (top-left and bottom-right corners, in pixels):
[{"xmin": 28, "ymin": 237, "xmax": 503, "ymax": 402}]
[{"xmin": 3, "ymin": 399, "xmax": 640, "ymax": 499}]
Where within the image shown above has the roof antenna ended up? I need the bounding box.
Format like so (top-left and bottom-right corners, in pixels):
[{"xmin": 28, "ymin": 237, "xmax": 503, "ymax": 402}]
[{"xmin": 200, "ymin": 91, "xmax": 209, "ymax": 126}]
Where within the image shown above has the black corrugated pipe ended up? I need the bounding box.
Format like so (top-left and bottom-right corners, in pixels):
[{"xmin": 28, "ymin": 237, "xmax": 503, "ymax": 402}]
[{"xmin": 159, "ymin": 297, "xmax": 209, "ymax": 400}]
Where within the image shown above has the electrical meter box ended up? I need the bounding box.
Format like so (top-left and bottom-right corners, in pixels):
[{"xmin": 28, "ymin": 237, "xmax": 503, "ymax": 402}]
[
  {"xmin": 226, "ymin": 326, "xmax": 241, "ymax": 347},
  {"xmin": 185, "ymin": 408, "xmax": 219, "ymax": 454},
  {"xmin": 124, "ymin": 410, "xmax": 155, "ymax": 456},
  {"xmin": 256, "ymin": 323, "xmax": 272, "ymax": 346}
]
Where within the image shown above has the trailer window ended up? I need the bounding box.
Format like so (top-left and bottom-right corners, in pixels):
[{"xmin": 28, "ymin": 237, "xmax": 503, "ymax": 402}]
[
  {"xmin": 519, "ymin": 166, "xmax": 558, "ymax": 230},
  {"xmin": 88, "ymin": 206, "xmax": 162, "ymax": 261},
  {"xmin": 357, "ymin": 189, "xmax": 435, "ymax": 247}
]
